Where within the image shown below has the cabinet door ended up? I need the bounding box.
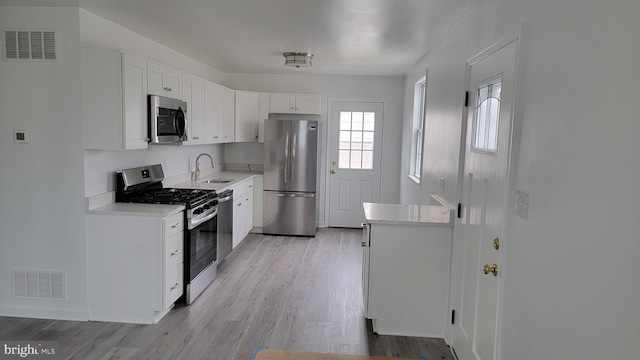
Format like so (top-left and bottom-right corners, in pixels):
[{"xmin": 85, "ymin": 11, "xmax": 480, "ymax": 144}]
[
  {"xmin": 223, "ymin": 87, "xmax": 236, "ymax": 142},
  {"xmin": 295, "ymin": 94, "xmax": 321, "ymax": 115},
  {"xmin": 232, "ymin": 197, "xmax": 242, "ymax": 248},
  {"xmin": 182, "ymin": 73, "xmax": 204, "ymax": 145},
  {"xmin": 147, "ymin": 61, "xmax": 182, "ymax": 99},
  {"xmin": 147, "ymin": 61, "xmax": 167, "ymax": 96},
  {"xmin": 242, "ymin": 189, "xmax": 254, "ymax": 234},
  {"xmin": 270, "ymin": 93, "xmax": 296, "ymax": 113},
  {"xmin": 122, "ymin": 53, "xmax": 149, "ymax": 150},
  {"xmin": 235, "ymin": 91, "xmax": 259, "ymax": 142},
  {"xmin": 257, "ymin": 93, "xmax": 269, "ymax": 143},
  {"xmin": 165, "ymin": 68, "xmax": 183, "ymax": 99},
  {"xmin": 204, "ymin": 80, "xmax": 224, "ymax": 144}
]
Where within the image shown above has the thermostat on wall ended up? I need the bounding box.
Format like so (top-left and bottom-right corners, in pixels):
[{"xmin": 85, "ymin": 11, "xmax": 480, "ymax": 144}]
[{"xmin": 14, "ymin": 130, "xmax": 32, "ymax": 144}]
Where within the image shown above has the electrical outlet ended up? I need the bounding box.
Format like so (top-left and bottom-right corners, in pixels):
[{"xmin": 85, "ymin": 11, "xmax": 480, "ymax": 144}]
[{"xmin": 97, "ymin": 169, "xmax": 108, "ymax": 186}]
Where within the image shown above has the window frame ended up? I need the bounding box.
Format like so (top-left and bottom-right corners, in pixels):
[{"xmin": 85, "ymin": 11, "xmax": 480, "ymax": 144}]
[{"xmin": 409, "ymin": 72, "xmax": 427, "ymax": 186}]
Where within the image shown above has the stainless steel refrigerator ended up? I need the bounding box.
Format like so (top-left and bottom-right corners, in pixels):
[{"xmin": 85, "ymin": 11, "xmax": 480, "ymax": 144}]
[{"xmin": 263, "ymin": 115, "xmax": 319, "ymax": 236}]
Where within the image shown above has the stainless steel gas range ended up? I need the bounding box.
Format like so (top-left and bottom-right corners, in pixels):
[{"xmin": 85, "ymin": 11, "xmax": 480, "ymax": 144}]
[{"xmin": 116, "ymin": 164, "xmax": 218, "ymax": 304}]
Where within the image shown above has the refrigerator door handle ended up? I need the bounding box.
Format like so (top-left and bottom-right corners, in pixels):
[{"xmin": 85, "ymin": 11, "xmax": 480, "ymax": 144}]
[
  {"xmin": 269, "ymin": 193, "xmax": 315, "ymax": 198},
  {"xmin": 284, "ymin": 131, "xmax": 290, "ymax": 184},
  {"xmin": 291, "ymin": 131, "xmax": 297, "ymax": 184}
]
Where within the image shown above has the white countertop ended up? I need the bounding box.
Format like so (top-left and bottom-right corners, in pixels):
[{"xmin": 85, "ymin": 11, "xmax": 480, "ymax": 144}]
[
  {"xmin": 86, "ymin": 202, "xmax": 184, "ymax": 217},
  {"xmin": 170, "ymin": 171, "xmax": 262, "ymax": 191},
  {"xmin": 363, "ymin": 202, "xmax": 453, "ymax": 226}
]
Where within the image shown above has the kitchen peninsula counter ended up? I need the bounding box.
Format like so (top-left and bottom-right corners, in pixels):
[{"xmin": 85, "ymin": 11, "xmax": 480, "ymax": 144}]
[{"xmin": 361, "ymin": 202, "xmax": 453, "ymax": 338}]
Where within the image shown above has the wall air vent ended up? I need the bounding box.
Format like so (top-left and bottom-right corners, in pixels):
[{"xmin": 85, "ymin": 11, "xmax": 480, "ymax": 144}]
[
  {"xmin": 3, "ymin": 30, "xmax": 58, "ymax": 62},
  {"xmin": 12, "ymin": 268, "xmax": 67, "ymax": 301}
]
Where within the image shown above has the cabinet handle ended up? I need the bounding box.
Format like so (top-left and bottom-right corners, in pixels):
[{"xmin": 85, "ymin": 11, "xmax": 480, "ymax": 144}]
[
  {"xmin": 167, "ymin": 88, "xmax": 172, "ymax": 92},
  {"xmin": 171, "ymin": 223, "xmax": 180, "ymax": 229},
  {"xmin": 214, "ymin": 136, "xmax": 219, "ymax": 139},
  {"xmin": 170, "ymin": 250, "xmax": 180, "ymax": 256},
  {"xmin": 237, "ymin": 203, "xmax": 242, "ymax": 207},
  {"xmin": 248, "ymin": 185, "xmax": 252, "ymax": 188},
  {"xmin": 170, "ymin": 282, "xmax": 180, "ymax": 290}
]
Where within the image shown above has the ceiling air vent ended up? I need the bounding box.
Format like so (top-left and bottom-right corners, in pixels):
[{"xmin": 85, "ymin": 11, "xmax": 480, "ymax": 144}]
[
  {"xmin": 12, "ymin": 268, "xmax": 67, "ymax": 301},
  {"xmin": 3, "ymin": 30, "xmax": 58, "ymax": 62}
]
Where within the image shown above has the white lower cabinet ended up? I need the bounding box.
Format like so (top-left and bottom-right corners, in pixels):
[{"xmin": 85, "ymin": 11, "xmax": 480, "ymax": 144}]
[
  {"xmin": 231, "ymin": 179, "xmax": 254, "ymax": 248},
  {"xmin": 363, "ymin": 220, "xmax": 452, "ymax": 337},
  {"xmin": 87, "ymin": 210, "xmax": 184, "ymax": 324}
]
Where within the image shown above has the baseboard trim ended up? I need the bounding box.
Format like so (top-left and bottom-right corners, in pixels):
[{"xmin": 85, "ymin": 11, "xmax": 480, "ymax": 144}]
[{"xmin": 0, "ymin": 305, "xmax": 89, "ymax": 321}]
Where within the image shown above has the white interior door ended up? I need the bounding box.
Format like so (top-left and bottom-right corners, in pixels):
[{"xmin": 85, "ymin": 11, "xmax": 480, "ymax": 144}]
[
  {"xmin": 452, "ymin": 32, "xmax": 521, "ymax": 360},
  {"xmin": 328, "ymin": 101, "xmax": 384, "ymax": 228}
]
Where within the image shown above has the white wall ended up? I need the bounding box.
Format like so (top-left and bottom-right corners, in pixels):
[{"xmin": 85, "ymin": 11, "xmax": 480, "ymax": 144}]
[
  {"xmin": 0, "ymin": 6, "xmax": 88, "ymax": 319},
  {"xmin": 399, "ymin": 0, "xmax": 640, "ymax": 358},
  {"xmin": 226, "ymin": 74, "xmax": 405, "ymax": 226}
]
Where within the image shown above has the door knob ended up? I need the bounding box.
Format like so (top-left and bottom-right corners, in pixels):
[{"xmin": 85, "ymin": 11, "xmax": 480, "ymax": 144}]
[
  {"xmin": 331, "ymin": 169, "xmax": 337, "ymax": 174},
  {"xmin": 483, "ymin": 263, "xmax": 498, "ymax": 276}
]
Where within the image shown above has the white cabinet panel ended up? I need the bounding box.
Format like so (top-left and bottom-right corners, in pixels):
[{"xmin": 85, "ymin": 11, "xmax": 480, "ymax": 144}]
[
  {"xmin": 147, "ymin": 61, "xmax": 182, "ymax": 99},
  {"xmin": 183, "ymin": 73, "xmax": 205, "ymax": 145},
  {"xmin": 363, "ymin": 222, "xmax": 452, "ymax": 337},
  {"xmin": 87, "ymin": 210, "xmax": 184, "ymax": 324},
  {"xmin": 82, "ymin": 48, "xmax": 148, "ymax": 150},
  {"xmin": 231, "ymin": 178, "xmax": 254, "ymax": 248},
  {"xmin": 204, "ymin": 80, "xmax": 224, "ymax": 144},
  {"xmin": 235, "ymin": 91, "xmax": 259, "ymax": 142},
  {"xmin": 269, "ymin": 93, "xmax": 321, "ymax": 115},
  {"xmin": 223, "ymin": 87, "xmax": 235, "ymax": 142}
]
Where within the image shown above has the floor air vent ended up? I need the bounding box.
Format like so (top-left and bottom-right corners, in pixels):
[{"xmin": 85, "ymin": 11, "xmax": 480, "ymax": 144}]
[
  {"xmin": 3, "ymin": 30, "xmax": 58, "ymax": 62},
  {"xmin": 12, "ymin": 268, "xmax": 67, "ymax": 300}
]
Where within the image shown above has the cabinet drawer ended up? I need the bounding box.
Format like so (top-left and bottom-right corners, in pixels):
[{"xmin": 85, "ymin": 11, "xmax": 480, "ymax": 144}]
[
  {"xmin": 163, "ymin": 266, "xmax": 183, "ymax": 308},
  {"xmin": 164, "ymin": 232, "xmax": 183, "ymax": 273},
  {"xmin": 163, "ymin": 212, "xmax": 184, "ymax": 239},
  {"xmin": 232, "ymin": 179, "xmax": 254, "ymax": 197}
]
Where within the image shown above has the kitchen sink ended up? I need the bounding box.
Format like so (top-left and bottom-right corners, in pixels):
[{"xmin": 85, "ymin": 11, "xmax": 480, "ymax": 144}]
[{"xmin": 201, "ymin": 179, "xmax": 233, "ymax": 184}]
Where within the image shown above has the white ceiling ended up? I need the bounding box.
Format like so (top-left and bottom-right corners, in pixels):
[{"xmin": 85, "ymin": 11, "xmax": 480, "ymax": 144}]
[{"xmin": 1, "ymin": 0, "xmax": 470, "ymax": 76}]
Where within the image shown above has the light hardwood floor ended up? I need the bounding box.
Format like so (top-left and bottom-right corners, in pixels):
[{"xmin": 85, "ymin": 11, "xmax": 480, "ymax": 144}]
[{"xmin": 0, "ymin": 228, "xmax": 454, "ymax": 360}]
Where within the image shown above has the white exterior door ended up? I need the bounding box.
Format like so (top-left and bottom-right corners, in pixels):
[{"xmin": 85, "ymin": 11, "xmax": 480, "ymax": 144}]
[
  {"xmin": 328, "ymin": 101, "xmax": 384, "ymax": 228},
  {"xmin": 452, "ymin": 31, "xmax": 521, "ymax": 360}
]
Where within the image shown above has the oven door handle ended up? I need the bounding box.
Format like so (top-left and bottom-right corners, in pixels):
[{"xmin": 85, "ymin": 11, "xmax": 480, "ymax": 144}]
[{"xmin": 189, "ymin": 209, "xmax": 218, "ymax": 230}]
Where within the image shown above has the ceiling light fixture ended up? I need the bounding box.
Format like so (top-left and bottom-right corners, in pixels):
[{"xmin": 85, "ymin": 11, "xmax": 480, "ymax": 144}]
[{"xmin": 283, "ymin": 52, "xmax": 313, "ymax": 68}]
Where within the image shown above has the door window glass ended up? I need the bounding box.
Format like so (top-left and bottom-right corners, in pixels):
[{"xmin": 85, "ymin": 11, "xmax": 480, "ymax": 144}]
[
  {"xmin": 472, "ymin": 79, "xmax": 502, "ymax": 153},
  {"xmin": 338, "ymin": 111, "xmax": 375, "ymax": 169}
]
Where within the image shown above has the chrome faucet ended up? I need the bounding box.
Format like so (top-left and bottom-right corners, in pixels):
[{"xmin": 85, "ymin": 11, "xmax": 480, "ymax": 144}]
[{"xmin": 193, "ymin": 153, "xmax": 216, "ymax": 180}]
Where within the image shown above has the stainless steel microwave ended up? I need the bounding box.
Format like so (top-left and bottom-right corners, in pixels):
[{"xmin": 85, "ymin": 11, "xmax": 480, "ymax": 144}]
[{"xmin": 148, "ymin": 95, "xmax": 188, "ymax": 145}]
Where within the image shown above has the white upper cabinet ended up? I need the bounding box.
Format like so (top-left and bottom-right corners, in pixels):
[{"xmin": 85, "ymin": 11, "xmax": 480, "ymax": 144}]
[
  {"xmin": 182, "ymin": 73, "xmax": 205, "ymax": 145},
  {"xmin": 204, "ymin": 80, "xmax": 224, "ymax": 144},
  {"xmin": 223, "ymin": 87, "xmax": 236, "ymax": 142},
  {"xmin": 257, "ymin": 93, "xmax": 270, "ymax": 143},
  {"xmin": 148, "ymin": 61, "xmax": 183, "ymax": 99},
  {"xmin": 269, "ymin": 93, "xmax": 321, "ymax": 114},
  {"xmin": 82, "ymin": 48, "xmax": 148, "ymax": 150},
  {"xmin": 235, "ymin": 90, "xmax": 258, "ymax": 142}
]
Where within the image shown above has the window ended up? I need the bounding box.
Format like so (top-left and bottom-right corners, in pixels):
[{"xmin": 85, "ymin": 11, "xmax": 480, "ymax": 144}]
[
  {"xmin": 472, "ymin": 78, "xmax": 502, "ymax": 153},
  {"xmin": 409, "ymin": 74, "xmax": 427, "ymax": 184},
  {"xmin": 338, "ymin": 111, "xmax": 375, "ymax": 169}
]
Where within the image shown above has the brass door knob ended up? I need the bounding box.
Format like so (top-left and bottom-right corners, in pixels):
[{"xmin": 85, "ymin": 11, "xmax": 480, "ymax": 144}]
[{"xmin": 483, "ymin": 264, "xmax": 498, "ymax": 276}]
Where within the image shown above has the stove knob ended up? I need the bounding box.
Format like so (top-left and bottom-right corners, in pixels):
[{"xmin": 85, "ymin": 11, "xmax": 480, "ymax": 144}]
[
  {"xmin": 194, "ymin": 208, "xmax": 203, "ymax": 215},
  {"xmin": 203, "ymin": 204, "xmax": 210, "ymax": 210}
]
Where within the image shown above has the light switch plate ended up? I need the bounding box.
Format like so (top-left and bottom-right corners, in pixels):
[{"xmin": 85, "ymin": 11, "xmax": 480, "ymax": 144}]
[{"xmin": 14, "ymin": 129, "xmax": 32, "ymax": 144}]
